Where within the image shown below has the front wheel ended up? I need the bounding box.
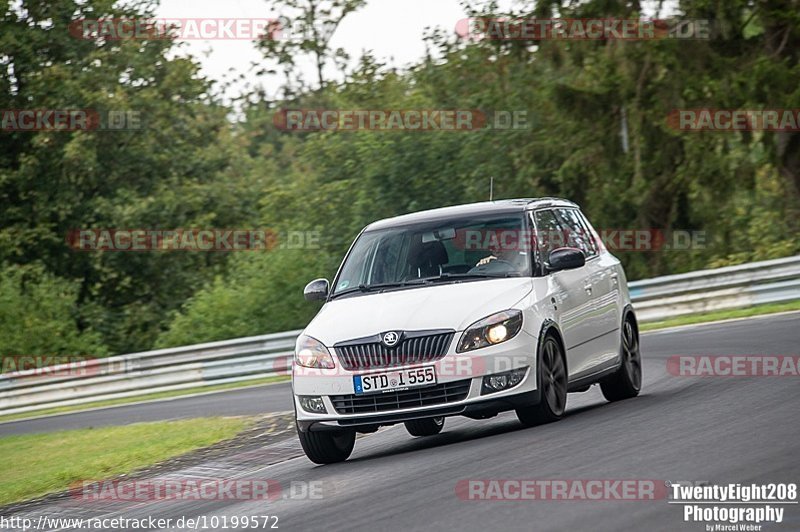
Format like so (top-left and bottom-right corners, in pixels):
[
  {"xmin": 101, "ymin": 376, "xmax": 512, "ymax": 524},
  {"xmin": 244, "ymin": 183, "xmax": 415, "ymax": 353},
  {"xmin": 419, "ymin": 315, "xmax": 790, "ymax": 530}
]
[
  {"xmin": 600, "ymin": 316, "xmax": 642, "ymax": 402},
  {"xmin": 297, "ymin": 425, "xmax": 356, "ymax": 464},
  {"xmin": 404, "ymin": 417, "xmax": 444, "ymax": 436},
  {"xmin": 516, "ymin": 334, "xmax": 567, "ymax": 427}
]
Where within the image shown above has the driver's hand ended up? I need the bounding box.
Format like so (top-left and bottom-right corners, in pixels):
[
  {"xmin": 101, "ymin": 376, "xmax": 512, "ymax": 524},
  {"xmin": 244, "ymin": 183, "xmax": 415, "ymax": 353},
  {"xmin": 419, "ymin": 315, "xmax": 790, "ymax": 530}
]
[{"xmin": 476, "ymin": 255, "xmax": 497, "ymax": 266}]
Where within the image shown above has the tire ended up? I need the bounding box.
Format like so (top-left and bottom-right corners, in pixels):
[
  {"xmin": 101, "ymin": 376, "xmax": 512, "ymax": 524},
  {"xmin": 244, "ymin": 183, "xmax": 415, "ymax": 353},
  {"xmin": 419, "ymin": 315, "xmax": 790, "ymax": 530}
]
[
  {"xmin": 600, "ymin": 315, "xmax": 642, "ymax": 402},
  {"xmin": 297, "ymin": 425, "xmax": 356, "ymax": 464},
  {"xmin": 516, "ymin": 334, "xmax": 567, "ymax": 427},
  {"xmin": 404, "ymin": 417, "xmax": 445, "ymax": 436}
]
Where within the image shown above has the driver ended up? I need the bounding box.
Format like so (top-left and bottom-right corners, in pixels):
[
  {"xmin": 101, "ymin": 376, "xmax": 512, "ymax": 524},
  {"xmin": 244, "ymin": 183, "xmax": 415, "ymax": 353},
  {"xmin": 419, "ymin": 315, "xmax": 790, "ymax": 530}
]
[
  {"xmin": 475, "ymin": 244, "xmax": 527, "ymax": 270},
  {"xmin": 476, "ymin": 249, "xmax": 514, "ymax": 266}
]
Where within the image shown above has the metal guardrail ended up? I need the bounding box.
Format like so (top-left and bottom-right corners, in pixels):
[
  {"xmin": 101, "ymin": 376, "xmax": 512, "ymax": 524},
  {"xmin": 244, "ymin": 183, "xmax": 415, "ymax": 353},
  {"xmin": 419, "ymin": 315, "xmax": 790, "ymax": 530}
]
[
  {"xmin": 2, "ymin": 255, "xmax": 798, "ymax": 416},
  {"xmin": 0, "ymin": 332, "xmax": 299, "ymax": 416},
  {"xmin": 627, "ymin": 254, "xmax": 800, "ymax": 322}
]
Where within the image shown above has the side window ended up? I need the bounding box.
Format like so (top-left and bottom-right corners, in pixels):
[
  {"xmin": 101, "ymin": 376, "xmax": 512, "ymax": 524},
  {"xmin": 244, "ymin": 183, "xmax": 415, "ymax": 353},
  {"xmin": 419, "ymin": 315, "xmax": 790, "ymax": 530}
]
[
  {"xmin": 533, "ymin": 209, "xmax": 566, "ymax": 261},
  {"xmin": 555, "ymin": 208, "xmax": 597, "ymax": 258},
  {"xmin": 575, "ymin": 210, "xmax": 600, "ymax": 257}
]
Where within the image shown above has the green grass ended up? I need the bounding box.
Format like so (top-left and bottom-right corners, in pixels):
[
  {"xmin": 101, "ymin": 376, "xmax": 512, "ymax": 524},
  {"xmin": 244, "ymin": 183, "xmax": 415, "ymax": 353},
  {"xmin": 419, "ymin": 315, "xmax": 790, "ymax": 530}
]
[
  {"xmin": 0, "ymin": 375, "xmax": 289, "ymax": 424},
  {"xmin": 0, "ymin": 417, "xmax": 254, "ymax": 506},
  {"xmin": 640, "ymin": 300, "xmax": 800, "ymax": 331}
]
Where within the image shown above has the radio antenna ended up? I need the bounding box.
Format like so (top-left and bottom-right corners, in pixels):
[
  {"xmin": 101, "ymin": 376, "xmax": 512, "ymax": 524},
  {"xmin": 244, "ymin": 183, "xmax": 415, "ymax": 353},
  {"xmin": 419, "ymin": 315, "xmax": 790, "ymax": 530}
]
[{"xmin": 489, "ymin": 176, "xmax": 494, "ymax": 201}]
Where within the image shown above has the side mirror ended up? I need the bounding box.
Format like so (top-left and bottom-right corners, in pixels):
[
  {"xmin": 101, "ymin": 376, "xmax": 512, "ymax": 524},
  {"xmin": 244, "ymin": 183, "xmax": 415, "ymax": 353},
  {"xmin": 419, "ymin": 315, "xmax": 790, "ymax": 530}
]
[
  {"xmin": 547, "ymin": 247, "xmax": 585, "ymax": 272},
  {"xmin": 303, "ymin": 278, "xmax": 329, "ymax": 301}
]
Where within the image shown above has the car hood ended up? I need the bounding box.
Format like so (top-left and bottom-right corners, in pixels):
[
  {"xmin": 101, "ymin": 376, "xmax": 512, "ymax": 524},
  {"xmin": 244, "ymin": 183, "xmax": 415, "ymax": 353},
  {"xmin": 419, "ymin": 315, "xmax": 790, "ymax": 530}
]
[{"xmin": 304, "ymin": 278, "xmax": 533, "ymax": 346}]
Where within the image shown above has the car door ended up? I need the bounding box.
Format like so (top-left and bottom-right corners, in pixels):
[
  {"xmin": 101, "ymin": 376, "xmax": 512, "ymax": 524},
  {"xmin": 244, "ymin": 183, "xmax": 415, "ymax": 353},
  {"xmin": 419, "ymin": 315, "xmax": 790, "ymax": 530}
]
[
  {"xmin": 531, "ymin": 208, "xmax": 595, "ymax": 381},
  {"xmin": 554, "ymin": 208, "xmax": 621, "ymax": 373},
  {"xmin": 577, "ymin": 209, "xmax": 622, "ymax": 362}
]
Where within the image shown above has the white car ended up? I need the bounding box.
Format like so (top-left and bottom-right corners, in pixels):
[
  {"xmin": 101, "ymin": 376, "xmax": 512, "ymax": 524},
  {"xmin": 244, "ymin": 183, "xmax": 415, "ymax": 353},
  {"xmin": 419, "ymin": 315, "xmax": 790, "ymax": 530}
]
[{"xmin": 293, "ymin": 198, "xmax": 642, "ymax": 463}]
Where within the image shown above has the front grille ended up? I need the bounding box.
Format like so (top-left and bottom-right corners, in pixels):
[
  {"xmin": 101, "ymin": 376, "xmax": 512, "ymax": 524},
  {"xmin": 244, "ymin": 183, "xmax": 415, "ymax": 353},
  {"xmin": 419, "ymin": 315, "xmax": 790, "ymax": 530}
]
[
  {"xmin": 330, "ymin": 379, "xmax": 471, "ymax": 415},
  {"xmin": 334, "ymin": 331, "xmax": 454, "ymax": 370}
]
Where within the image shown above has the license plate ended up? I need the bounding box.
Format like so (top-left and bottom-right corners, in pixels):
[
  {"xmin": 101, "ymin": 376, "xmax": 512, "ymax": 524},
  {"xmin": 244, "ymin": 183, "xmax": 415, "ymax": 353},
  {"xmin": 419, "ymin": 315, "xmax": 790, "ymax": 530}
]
[{"xmin": 353, "ymin": 366, "xmax": 437, "ymax": 395}]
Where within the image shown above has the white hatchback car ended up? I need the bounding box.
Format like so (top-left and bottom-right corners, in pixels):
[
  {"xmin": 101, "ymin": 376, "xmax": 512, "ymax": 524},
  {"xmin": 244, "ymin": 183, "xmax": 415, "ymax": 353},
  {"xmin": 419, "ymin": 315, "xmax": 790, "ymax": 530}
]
[{"xmin": 293, "ymin": 198, "xmax": 642, "ymax": 463}]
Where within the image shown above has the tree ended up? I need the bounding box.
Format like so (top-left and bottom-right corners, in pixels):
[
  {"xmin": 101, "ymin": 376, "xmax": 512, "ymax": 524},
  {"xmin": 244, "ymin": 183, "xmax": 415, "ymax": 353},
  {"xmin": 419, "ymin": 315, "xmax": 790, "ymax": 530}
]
[
  {"xmin": 256, "ymin": 0, "xmax": 366, "ymax": 96},
  {"xmin": 0, "ymin": 0, "xmax": 259, "ymax": 353}
]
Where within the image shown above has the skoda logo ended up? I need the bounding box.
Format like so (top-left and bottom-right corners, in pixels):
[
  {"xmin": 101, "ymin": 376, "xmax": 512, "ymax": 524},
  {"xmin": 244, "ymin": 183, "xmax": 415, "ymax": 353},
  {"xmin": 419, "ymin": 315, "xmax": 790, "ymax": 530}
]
[{"xmin": 382, "ymin": 331, "xmax": 401, "ymax": 347}]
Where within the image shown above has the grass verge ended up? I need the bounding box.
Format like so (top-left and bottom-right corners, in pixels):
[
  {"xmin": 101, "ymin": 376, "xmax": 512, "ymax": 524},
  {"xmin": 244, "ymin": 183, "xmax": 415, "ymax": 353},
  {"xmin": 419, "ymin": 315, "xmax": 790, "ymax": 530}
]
[
  {"xmin": 640, "ymin": 300, "xmax": 800, "ymax": 332},
  {"xmin": 0, "ymin": 375, "xmax": 289, "ymax": 424},
  {"xmin": 0, "ymin": 416, "xmax": 254, "ymax": 506}
]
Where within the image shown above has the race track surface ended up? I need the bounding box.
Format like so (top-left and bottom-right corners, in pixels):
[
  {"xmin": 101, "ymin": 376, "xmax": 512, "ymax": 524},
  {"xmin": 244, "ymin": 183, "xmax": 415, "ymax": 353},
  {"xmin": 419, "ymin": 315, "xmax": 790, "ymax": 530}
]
[{"xmin": 3, "ymin": 312, "xmax": 799, "ymax": 531}]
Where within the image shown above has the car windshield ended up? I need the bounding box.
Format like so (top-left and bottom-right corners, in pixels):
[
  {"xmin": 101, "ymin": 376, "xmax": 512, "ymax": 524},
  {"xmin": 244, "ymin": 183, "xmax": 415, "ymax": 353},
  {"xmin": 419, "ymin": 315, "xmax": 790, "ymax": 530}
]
[{"xmin": 332, "ymin": 214, "xmax": 532, "ymax": 296}]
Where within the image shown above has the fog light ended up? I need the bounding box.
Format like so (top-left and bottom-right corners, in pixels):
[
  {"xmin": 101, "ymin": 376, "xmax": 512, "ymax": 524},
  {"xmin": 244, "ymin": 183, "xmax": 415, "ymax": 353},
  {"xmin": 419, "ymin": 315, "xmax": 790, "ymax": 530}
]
[
  {"xmin": 507, "ymin": 369, "xmax": 525, "ymax": 387},
  {"xmin": 299, "ymin": 396, "xmax": 327, "ymax": 413},
  {"xmin": 481, "ymin": 367, "xmax": 528, "ymax": 395},
  {"xmin": 488, "ymin": 374, "xmax": 508, "ymax": 389}
]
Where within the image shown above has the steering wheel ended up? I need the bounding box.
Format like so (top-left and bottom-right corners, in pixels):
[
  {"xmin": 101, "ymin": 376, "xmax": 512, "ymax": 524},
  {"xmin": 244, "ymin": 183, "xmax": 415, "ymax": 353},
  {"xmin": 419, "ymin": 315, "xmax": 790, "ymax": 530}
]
[{"xmin": 470, "ymin": 259, "xmax": 515, "ymax": 273}]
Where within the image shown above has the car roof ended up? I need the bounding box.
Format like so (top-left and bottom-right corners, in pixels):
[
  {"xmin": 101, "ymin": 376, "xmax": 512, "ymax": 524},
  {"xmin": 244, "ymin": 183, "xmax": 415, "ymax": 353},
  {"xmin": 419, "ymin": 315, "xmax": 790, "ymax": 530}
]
[{"xmin": 365, "ymin": 198, "xmax": 579, "ymax": 231}]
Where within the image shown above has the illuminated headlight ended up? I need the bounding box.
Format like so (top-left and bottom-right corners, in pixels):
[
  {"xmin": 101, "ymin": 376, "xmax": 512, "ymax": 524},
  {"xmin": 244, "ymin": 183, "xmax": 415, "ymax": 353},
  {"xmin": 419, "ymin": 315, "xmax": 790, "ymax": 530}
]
[
  {"xmin": 299, "ymin": 396, "xmax": 327, "ymax": 413},
  {"xmin": 457, "ymin": 310, "xmax": 523, "ymax": 352},
  {"xmin": 294, "ymin": 335, "xmax": 335, "ymax": 369}
]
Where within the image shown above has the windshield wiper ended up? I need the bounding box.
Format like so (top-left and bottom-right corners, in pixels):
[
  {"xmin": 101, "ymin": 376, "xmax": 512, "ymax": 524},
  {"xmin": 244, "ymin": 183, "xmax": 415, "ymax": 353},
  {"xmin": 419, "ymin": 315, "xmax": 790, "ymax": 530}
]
[
  {"xmin": 418, "ymin": 272, "xmax": 523, "ymax": 282},
  {"xmin": 330, "ymin": 282, "xmax": 412, "ymax": 299}
]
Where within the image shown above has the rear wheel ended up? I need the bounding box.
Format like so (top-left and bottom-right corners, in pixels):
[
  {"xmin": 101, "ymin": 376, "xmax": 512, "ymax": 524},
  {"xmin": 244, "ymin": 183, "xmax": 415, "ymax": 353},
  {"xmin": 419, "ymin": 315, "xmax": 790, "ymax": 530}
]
[
  {"xmin": 600, "ymin": 316, "xmax": 642, "ymax": 401},
  {"xmin": 297, "ymin": 426, "xmax": 356, "ymax": 464},
  {"xmin": 404, "ymin": 416, "xmax": 445, "ymax": 436},
  {"xmin": 516, "ymin": 335, "xmax": 567, "ymax": 427}
]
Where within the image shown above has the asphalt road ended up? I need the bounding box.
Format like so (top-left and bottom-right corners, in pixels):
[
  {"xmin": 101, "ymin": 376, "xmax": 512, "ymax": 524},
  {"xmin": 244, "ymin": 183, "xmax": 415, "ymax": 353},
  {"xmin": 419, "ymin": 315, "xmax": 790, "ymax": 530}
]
[
  {"xmin": 0, "ymin": 382, "xmax": 294, "ymax": 437},
  {"xmin": 3, "ymin": 312, "xmax": 799, "ymax": 531}
]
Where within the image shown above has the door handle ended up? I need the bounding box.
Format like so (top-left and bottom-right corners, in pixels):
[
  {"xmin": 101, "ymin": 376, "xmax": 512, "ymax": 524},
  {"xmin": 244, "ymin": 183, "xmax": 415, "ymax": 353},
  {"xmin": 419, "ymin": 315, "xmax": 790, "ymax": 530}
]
[
  {"xmin": 583, "ymin": 283, "xmax": 593, "ymax": 294},
  {"xmin": 610, "ymin": 273, "xmax": 619, "ymax": 285}
]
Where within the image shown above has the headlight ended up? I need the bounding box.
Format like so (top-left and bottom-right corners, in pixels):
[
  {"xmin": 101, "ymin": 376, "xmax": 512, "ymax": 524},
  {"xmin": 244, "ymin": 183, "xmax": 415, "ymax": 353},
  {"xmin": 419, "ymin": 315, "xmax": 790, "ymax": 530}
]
[
  {"xmin": 294, "ymin": 335, "xmax": 336, "ymax": 369},
  {"xmin": 457, "ymin": 310, "xmax": 523, "ymax": 352}
]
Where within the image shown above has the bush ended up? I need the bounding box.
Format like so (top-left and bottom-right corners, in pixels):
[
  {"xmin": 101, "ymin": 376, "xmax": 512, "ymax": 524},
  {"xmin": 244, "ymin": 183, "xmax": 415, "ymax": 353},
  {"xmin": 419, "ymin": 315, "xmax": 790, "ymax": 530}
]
[
  {"xmin": 156, "ymin": 248, "xmax": 338, "ymax": 347},
  {"xmin": 0, "ymin": 265, "xmax": 108, "ymax": 361}
]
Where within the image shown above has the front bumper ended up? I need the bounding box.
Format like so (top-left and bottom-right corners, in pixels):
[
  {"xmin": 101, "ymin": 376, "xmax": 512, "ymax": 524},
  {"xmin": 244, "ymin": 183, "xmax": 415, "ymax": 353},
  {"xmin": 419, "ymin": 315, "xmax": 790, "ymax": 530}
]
[
  {"xmin": 296, "ymin": 389, "xmax": 541, "ymax": 432},
  {"xmin": 293, "ymin": 329, "xmax": 539, "ymax": 432}
]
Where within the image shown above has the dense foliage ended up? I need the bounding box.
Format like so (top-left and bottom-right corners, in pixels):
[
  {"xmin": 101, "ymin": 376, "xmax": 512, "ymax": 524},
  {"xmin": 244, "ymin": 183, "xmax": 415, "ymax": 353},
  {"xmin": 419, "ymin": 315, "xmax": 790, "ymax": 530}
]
[{"xmin": 2, "ymin": 0, "xmax": 798, "ymax": 358}]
